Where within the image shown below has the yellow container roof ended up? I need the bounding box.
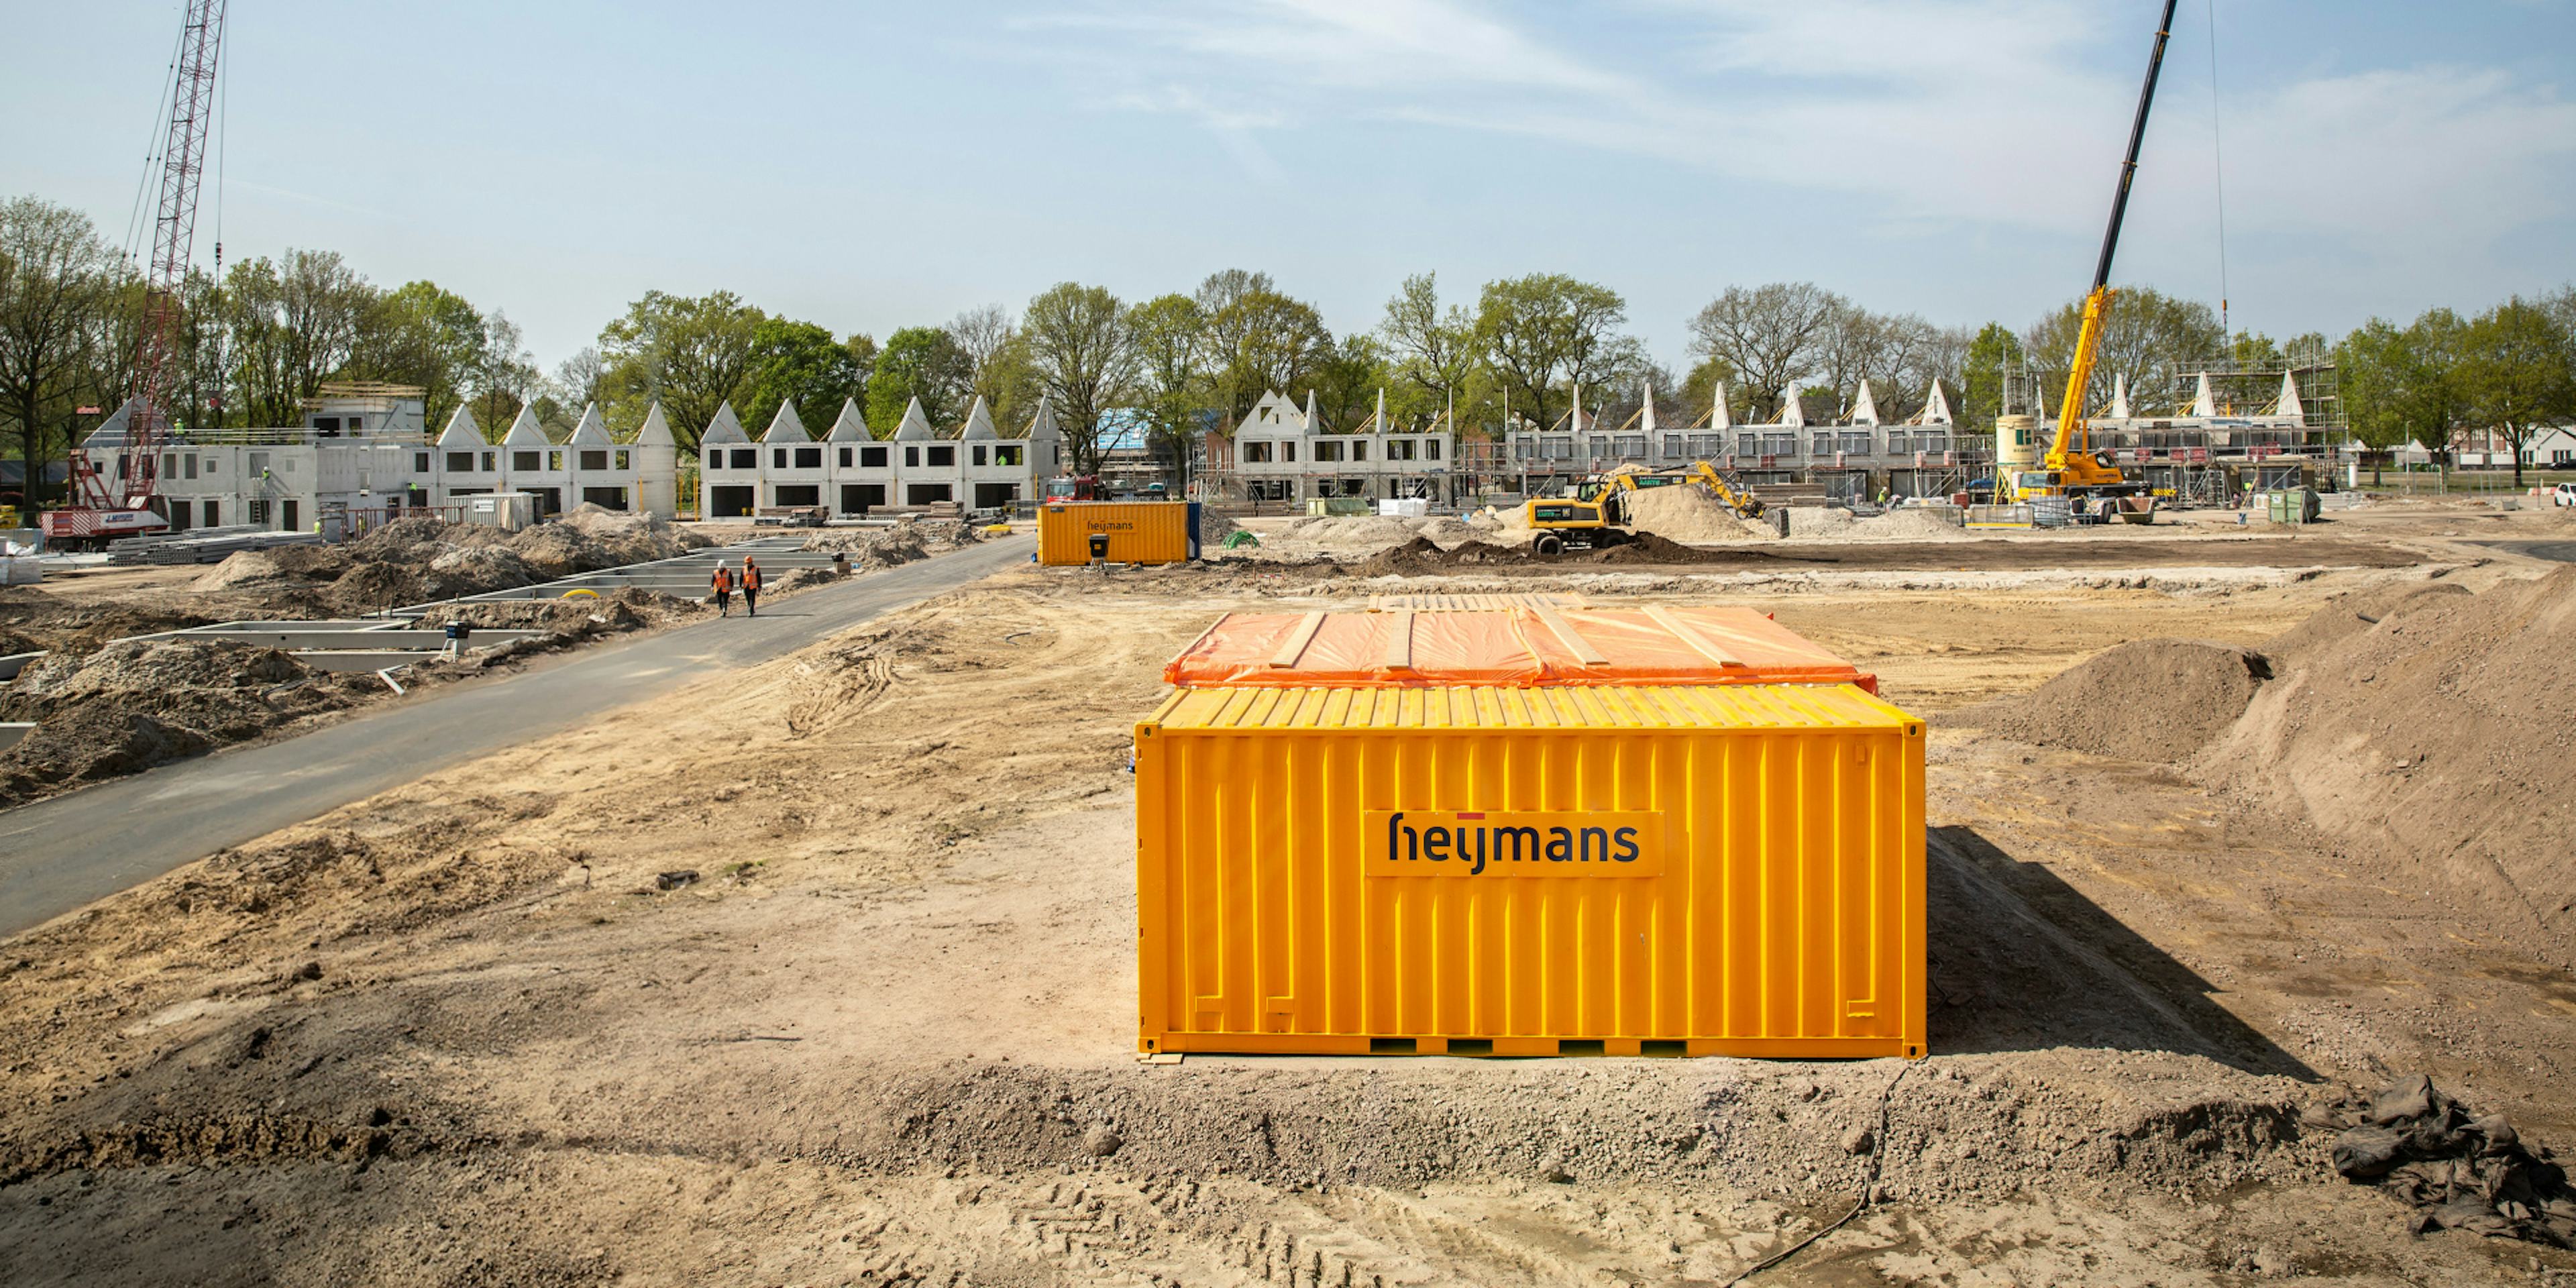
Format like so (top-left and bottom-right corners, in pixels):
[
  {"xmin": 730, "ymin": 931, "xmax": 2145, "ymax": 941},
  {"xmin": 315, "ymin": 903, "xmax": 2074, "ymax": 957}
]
[{"xmin": 1143, "ymin": 683, "xmax": 1920, "ymax": 735}]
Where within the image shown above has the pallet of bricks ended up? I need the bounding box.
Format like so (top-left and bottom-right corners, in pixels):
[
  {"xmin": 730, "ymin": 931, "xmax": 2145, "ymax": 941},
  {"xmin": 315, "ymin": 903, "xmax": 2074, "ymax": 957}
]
[{"xmin": 1132, "ymin": 592, "xmax": 1927, "ymax": 1060}]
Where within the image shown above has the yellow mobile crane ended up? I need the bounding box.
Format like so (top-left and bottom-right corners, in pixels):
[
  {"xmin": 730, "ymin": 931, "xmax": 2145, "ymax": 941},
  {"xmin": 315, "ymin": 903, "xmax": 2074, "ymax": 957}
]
[{"xmin": 2007, "ymin": 0, "xmax": 2180, "ymax": 506}]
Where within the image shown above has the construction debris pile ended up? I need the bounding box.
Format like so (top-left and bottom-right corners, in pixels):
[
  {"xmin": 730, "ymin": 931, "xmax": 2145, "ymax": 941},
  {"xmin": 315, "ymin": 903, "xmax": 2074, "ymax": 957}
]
[
  {"xmin": 194, "ymin": 506, "xmax": 712, "ymax": 612},
  {"xmin": 0, "ymin": 588, "xmax": 698, "ymax": 810},
  {"xmin": 800, "ymin": 518, "xmax": 981, "ymax": 567},
  {"xmin": 2322, "ymin": 1074, "xmax": 2573, "ymax": 1244},
  {"xmin": 0, "ymin": 641, "xmax": 366, "ymax": 808}
]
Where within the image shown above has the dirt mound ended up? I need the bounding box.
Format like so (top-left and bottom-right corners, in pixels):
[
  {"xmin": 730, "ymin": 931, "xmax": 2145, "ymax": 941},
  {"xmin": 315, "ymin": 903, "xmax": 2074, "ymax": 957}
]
[
  {"xmin": 191, "ymin": 545, "xmax": 354, "ymax": 591},
  {"xmin": 1625, "ymin": 484, "xmax": 1772, "ymax": 543},
  {"xmin": 800, "ymin": 518, "xmax": 978, "ymax": 561},
  {"xmin": 1957, "ymin": 639, "xmax": 2269, "ymax": 761},
  {"xmin": 1784, "ymin": 505, "xmax": 1974, "ymax": 543},
  {"xmin": 2196, "ymin": 566, "xmax": 2576, "ymax": 965},
  {"xmin": 1271, "ymin": 515, "xmax": 1428, "ymax": 552},
  {"xmin": 1350, "ymin": 535, "xmax": 1538, "ymax": 576},
  {"xmin": 0, "ymin": 639, "xmax": 364, "ymax": 808}
]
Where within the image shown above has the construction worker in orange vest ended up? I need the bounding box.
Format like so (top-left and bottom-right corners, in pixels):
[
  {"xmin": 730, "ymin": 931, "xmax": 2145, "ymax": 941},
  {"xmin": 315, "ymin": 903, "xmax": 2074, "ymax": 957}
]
[
  {"xmin": 710, "ymin": 560, "xmax": 735, "ymax": 616},
  {"xmin": 739, "ymin": 556, "xmax": 763, "ymax": 616}
]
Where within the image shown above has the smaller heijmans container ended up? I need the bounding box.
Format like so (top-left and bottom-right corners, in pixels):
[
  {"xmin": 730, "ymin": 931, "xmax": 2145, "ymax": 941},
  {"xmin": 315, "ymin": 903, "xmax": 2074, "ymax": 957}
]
[
  {"xmin": 1134, "ymin": 684, "xmax": 1927, "ymax": 1059},
  {"xmin": 1039, "ymin": 501, "xmax": 1195, "ymax": 566}
]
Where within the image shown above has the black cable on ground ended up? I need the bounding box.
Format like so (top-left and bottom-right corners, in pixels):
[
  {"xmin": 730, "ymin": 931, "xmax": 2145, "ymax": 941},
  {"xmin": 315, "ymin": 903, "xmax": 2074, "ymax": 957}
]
[{"xmin": 1723, "ymin": 1060, "xmax": 1916, "ymax": 1286}]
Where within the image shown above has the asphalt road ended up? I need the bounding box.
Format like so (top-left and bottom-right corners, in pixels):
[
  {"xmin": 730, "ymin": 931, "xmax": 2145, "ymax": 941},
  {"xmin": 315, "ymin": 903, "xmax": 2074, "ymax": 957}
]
[
  {"xmin": 2473, "ymin": 540, "xmax": 2576, "ymax": 564},
  {"xmin": 0, "ymin": 536, "xmax": 1036, "ymax": 938}
]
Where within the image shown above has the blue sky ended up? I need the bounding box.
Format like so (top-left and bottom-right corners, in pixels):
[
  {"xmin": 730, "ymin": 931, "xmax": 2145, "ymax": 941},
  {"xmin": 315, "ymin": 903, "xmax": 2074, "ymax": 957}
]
[{"xmin": 7, "ymin": 1, "xmax": 2573, "ymax": 372}]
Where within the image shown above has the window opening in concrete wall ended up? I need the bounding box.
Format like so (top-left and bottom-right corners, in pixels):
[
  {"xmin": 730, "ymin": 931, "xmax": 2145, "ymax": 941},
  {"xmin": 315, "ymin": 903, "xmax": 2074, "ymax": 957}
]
[
  {"xmin": 580, "ymin": 449, "xmax": 608, "ymax": 470},
  {"xmin": 928, "ymin": 445, "xmax": 955, "ymax": 467},
  {"xmin": 861, "ymin": 445, "xmax": 887, "ymax": 468},
  {"xmin": 794, "ymin": 447, "xmax": 820, "ymax": 469}
]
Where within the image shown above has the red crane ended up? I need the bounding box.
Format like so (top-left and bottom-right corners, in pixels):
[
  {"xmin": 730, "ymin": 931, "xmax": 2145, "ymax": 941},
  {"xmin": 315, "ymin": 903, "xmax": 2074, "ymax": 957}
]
[{"xmin": 44, "ymin": 0, "xmax": 227, "ymax": 547}]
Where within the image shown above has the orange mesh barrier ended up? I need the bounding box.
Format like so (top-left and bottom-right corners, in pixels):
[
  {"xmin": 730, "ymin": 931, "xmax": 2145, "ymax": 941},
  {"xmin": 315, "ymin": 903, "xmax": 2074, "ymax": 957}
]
[{"xmin": 1163, "ymin": 606, "xmax": 1874, "ymax": 692}]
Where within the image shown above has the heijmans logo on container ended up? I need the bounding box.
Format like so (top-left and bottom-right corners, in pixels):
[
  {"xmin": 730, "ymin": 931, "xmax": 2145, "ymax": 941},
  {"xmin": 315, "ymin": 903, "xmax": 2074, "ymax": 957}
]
[{"xmin": 1364, "ymin": 811, "xmax": 1664, "ymax": 878}]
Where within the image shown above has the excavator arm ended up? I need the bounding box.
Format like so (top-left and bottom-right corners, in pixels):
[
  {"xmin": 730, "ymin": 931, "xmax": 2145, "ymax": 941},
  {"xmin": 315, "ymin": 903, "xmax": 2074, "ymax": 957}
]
[{"xmin": 2034, "ymin": 0, "xmax": 2179, "ymax": 498}]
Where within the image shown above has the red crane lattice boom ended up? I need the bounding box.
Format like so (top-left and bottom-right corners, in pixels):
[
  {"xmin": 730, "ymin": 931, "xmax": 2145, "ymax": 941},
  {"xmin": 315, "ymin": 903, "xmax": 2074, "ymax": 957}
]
[{"xmin": 54, "ymin": 0, "xmax": 227, "ymax": 537}]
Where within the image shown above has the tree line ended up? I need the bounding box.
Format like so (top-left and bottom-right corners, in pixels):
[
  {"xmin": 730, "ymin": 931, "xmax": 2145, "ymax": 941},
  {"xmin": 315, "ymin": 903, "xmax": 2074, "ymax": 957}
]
[
  {"xmin": 2341, "ymin": 293, "xmax": 2576, "ymax": 485},
  {"xmin": 7, "ymin": 190, "xmax": 2573, "ymax": 496}
]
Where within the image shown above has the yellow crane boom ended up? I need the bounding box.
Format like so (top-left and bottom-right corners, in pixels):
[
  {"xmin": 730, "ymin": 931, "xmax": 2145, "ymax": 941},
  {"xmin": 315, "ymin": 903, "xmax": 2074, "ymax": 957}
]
[{"xmin": 2021, "ymin": 0, "xmax": 2180, "ymax": 502}]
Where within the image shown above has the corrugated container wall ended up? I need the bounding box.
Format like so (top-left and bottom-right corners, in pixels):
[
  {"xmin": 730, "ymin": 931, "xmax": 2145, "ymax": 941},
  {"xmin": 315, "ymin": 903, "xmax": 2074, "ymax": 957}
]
[
  {"xmin": 1134, "ymin": 684, "xmax": 1927, "ymax": 1059},
  {"xmin": 1038, "ymin": 502, "xmax": 1196, "ymax": 566}
]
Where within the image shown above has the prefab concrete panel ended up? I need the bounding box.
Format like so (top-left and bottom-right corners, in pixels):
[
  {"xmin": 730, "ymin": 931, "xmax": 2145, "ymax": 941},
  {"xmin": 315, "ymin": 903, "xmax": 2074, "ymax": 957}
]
[{"xmin": 1133, "ymin": 683, "xmax": 1927, "ymax": 1059}]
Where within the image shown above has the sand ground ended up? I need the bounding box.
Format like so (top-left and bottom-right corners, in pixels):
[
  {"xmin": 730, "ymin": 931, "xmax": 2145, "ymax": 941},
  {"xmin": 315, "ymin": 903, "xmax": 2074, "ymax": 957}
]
[{"xmin": 3, "ymin": 504, "xmax": 2573, "ymax": 1286}]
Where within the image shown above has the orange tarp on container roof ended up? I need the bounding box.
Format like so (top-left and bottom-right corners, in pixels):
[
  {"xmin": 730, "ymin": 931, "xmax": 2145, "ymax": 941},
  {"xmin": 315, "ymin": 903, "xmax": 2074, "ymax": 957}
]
[{"xmin": 1163, "ymin": 606, "xmax": 1874, "ymax": 692}]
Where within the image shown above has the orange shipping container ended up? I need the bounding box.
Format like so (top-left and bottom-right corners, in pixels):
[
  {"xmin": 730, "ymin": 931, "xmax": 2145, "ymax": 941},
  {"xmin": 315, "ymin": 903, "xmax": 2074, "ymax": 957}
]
[
  {"xmin": 1133, "ymin": 683, "xmax": 1927, "ymax": 1059},
  {"xmin": 1038, "ymin": 502, "xmax": 1194, "ymax": 566},
  {"xmin": 1164, "ymin": 604, "xmax": 1874, "ymax": 692}
]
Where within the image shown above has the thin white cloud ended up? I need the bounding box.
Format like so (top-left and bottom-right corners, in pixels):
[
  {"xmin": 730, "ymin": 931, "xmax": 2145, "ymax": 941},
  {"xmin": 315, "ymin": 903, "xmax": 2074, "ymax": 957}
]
[{"xmin": 1032, "ymin": 0, "xmax": 2576, "ymax": 265}]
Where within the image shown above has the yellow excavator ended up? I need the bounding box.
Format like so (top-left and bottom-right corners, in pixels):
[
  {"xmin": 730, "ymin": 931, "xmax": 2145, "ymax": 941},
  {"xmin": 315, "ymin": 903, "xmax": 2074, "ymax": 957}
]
[
  {"xmin": 1574, "ymin": 462, "xmax": 1765, "ymax": 522},
  {"xmin": 2006, "ymin": 0, "xmax": 2178, "ymax": 506}
]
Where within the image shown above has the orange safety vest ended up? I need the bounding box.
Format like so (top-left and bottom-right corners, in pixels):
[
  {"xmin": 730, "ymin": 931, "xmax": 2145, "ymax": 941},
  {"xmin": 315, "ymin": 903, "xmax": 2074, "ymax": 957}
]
[
  {"xmin": 711, "ymin": 568, "xmax": 733, "ymax": 592},
  {"xmin": 741, "ymin": 564, "xmax": 761, "ymax": 591}
]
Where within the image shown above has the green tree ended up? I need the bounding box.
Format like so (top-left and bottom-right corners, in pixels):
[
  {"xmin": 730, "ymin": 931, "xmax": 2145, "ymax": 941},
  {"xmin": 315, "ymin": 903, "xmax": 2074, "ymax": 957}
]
[
  {"xmin": 1021, "ymin": 282, "xmax": 1134, "ymax": 475},
  {"xmin": 350, "ymin": 280, "xmax": 485, "ymax": 429},
  {"xmin": 1957, "ymin": 322, "xmax": 2025, "ymax": 429},
  {"xmin": 1205, "ymin": 286, "xmax": 1329, "ymax": 428},
  {"xmin": 945, "ymin": 304, "xmax": 1039, "ymax": 431},
  {"xmin": 1678, "ymin": 356, "xmax": 1739, "ymax": 425},
  {"xmin": 1684, "ymin": 282, "xmax": 1846, "ymax": 421},
  {"xmin": 597, "ymin": 290, "xmax": 763, "ymax": 449},
  {"xmin": 737, "ymin": 316, "xmax": 866, "ymax": 434},
  {"xmin": 2460, "ymin": 298, "xmax": 2576, "ymax": 487},
  {"xmin": 2340, "ymin": 310, "xmax": 2466, "ymax": 482},
  {"xmin": 2023, "ymin": 286, "xmax": 2222, "ymax": 419},
  {"xmin": 221, "ymin": 249, "xmax": 378, "ymax": 427},
  {"xmin": 463, "ymin": 308, "xmax": 541, "ymax": 432},
  {"xmin": 1378, "ymin": 272, "xmax": 1480, "ymax": 416},
  {"xmin": 0, "ymin": 196, "xmax": 120, "ymax": 504},
  {"xmin": 867, "ymin": 325, "xmax": 971, "ymax": 435},
  {"xmin": 1475, "ymin": 273, "xmax": 1641, "ymax": 430},
  {"xmin": 1309, "ymin": 333, "xmax": 1393, "ymax": 433},
  {"xmin": 1124, "ymin": 292, "xmax": 1208, "ymax": 486}
]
